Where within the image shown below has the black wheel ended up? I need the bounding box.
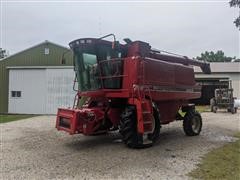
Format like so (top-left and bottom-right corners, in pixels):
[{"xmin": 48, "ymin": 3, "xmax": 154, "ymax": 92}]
[
  {"xmin": 210, "ymin": 105, "xmax": 213, "ymax": 112},
  {"xmin": 119, "ymin": 105, "xmax": 160, "ymax": 148},
  {"xmin": 213, "ymin": 106, "xmax": 217, "ymax": 113},
  {"xmin": 231, "ymin": 107, "xmax": 237, "ymax": 114},
  {"xmin": 210, "ymin": 98, "xmax": 215, "ymax": 112},
  {"xmin": 183, "ymin": 110, "xmax": 202, "ymax": 136}
]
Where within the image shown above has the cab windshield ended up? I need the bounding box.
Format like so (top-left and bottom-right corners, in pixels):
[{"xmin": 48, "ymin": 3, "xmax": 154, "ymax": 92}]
[
  {"xmin": 72, "ymin": 40, "xmax": 124, "ymax": 92},
  {"xmin": 74, "ymin": 53, "xmax": 99, "ymax": 91}
]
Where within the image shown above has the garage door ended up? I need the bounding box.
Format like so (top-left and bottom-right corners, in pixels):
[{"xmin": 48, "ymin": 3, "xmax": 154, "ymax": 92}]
[{"xmin": 8, "ymin": 68, "xmax": 76, "ymax": 114}]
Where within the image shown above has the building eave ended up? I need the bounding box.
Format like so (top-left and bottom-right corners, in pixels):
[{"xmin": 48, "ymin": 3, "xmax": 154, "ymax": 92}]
[
  {"xmin": 6, "ymin": 66, "xmax": 74, "ymax": 69},
  {"xmin": 194, "ymin": 62, "xmax": 240, "ymax": 73},
  {"xmin": 0, "ymin": 40, "xmax": 70, "ymax": 62}
]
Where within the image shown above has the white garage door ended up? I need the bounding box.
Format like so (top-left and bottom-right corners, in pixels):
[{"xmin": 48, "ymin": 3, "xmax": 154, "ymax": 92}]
[
  {"xmin": 45, "ymin": 69, "xmax": 76, "ymax": 114},
  {"xmin": 8, "ymin": 67, "xmax": 76, "ymax": 114}
]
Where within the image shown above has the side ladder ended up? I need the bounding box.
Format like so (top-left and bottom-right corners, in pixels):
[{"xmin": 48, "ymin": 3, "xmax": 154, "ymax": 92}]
[{"xmin": 137, "ymin": 60, "xmax": 155, "ymax": 135}]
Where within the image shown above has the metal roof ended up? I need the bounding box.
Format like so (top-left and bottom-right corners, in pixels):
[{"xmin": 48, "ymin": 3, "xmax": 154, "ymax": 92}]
[
  {"xmin": 7, "ymin": 66, "xmax": 74, "ymax": 69},
  {"xmin": 194, "ymin": 62, "xmax": 240, "ymax": 73}
]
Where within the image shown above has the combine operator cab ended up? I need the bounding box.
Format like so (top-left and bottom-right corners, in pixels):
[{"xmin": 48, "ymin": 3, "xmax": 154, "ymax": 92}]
[
  {"xmin": 72, "ymin": 37, "xmax": 125, "ymax": 92},
  {"xmin": 56, "ymin": 34, "xmax": 211, "ymax": 148},
  {"xmin": 57, "ymin": 35, "xmax": 127, "ymax": 135}
]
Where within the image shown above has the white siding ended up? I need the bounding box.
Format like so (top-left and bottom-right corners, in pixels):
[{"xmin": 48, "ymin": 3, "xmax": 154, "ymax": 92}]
[
  {"xmin": 230, "ymin": 74, "xmax": 240, "ymax": 99},
  {"xmin": 8, "ymin": 68, "xmax": 76, "ymax": 114},
  {"xmin": 45, "ymin": 69, "xmax": 75, "ymax": 114}
]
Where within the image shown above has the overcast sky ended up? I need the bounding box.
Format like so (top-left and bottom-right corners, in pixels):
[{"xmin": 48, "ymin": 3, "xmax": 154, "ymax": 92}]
[{"xmin": 1, "ymin": 0, "xmax": 239, "ymax": 58}]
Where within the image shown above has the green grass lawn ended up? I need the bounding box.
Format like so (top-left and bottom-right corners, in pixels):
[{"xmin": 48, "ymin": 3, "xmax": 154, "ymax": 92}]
[
  {"xmin": 196, "ymin": 105, "xmax": 210, "ymax": 113},
  {"xmin": 189, "ymin": 133, "xmax": 240, "ymax": 180},
  {"xmin": 179, "ymin": 105, "xmax": 210, "ymax": 116},
  {"xmin": 0, "ymin": 114, "xmax": 37, "ymax": 123}
]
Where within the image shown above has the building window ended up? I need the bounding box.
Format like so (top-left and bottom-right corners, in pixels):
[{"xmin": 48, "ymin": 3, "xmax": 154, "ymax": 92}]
[
  {"xmin": 44, "ymin": 48, "xmax": 49, "ymax": 55},
  {"xmin": 11, "ymin": 91, "xmax": 21, "ymax": 98}
]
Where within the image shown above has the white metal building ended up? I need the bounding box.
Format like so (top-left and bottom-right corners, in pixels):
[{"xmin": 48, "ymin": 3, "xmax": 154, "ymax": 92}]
[
  {"xmin": 8, "ymin": 66, "xmax": 76, "ymax": 114},
  {"xmin": 194, "ymin": 62, "xmax": 240, "ymax": 104}
]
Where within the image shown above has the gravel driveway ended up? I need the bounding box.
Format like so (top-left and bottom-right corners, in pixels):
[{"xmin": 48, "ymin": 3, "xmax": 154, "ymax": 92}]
[{"xmin": 1, "ymin": 111, "xmax": 239, "ymax": 179}]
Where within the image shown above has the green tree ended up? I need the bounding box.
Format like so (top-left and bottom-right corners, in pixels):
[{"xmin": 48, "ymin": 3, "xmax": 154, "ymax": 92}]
[
  {"xmin": 196, "ymin": 51, "xmax": 233, "ymax": 62},
  {"xmin": 229, "ymin": 0, "xmax": 240, "ymax": 29}
]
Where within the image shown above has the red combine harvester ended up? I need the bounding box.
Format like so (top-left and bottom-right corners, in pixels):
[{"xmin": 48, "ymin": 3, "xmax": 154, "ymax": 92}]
[{"xmin": 56, "ymin": 34, "xmax": 211, "ymax": 148}]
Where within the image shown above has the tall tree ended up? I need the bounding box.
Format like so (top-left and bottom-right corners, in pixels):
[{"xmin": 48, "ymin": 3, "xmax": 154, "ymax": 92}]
[
  {"xmin": 229, "ymin": 0, "xmax": 240, "ymax": 29},
  {"xmin": 196, "ymin": 50, "xmax": 233, "ymax": 62}
]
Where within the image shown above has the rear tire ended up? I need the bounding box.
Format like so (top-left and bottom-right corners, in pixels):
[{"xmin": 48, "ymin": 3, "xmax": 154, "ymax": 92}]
[
  {"xmin": 213, "ymin": 106, "xmax": 217, "ymax": 113},
  {"xmin": 231, "ymin": 107, "xmax": 237, "ymax": 114},
  {"xmin": 210, "ymin": 98, "xmax": 215, "ymax": 112},
  {"xmin": 120, "ymin": 105, "xmax": 160, "ymax": 148},
  {"xmin": 183, "ymin": 110, "xmax": 202, "ymax": 136}
]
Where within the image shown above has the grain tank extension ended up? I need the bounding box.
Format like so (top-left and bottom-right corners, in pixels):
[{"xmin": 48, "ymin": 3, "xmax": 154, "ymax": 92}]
[{"xmin": 56, "ymin": 34, "xmax": 211, "ymax": 148}]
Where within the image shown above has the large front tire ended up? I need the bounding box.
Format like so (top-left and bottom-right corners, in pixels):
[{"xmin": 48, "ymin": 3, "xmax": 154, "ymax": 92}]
[
  {"xmin": 183, "ymin": 110, "xmax": 202, "ymax": 136},
  {"xmin": 119, "ymin": 105, "xmax": 160, "ymax": 148}
]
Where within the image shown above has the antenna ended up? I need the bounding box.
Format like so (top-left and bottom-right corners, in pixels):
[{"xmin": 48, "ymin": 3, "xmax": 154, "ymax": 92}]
[{"xmin": 98, "ymin": 16, "xmax": 102, "ymax": 36}]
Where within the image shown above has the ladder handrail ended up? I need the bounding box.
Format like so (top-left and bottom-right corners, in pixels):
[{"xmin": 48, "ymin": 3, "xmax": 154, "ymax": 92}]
[{"xmin": 73, "ymin": 74, "xmax": 78, "ymax": 92}]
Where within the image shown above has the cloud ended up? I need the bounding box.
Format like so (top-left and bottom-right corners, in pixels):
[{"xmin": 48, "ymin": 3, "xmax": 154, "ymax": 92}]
[{"xmin": 2, "ymin": 1, "xmax": 239, "ymax": 58}]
